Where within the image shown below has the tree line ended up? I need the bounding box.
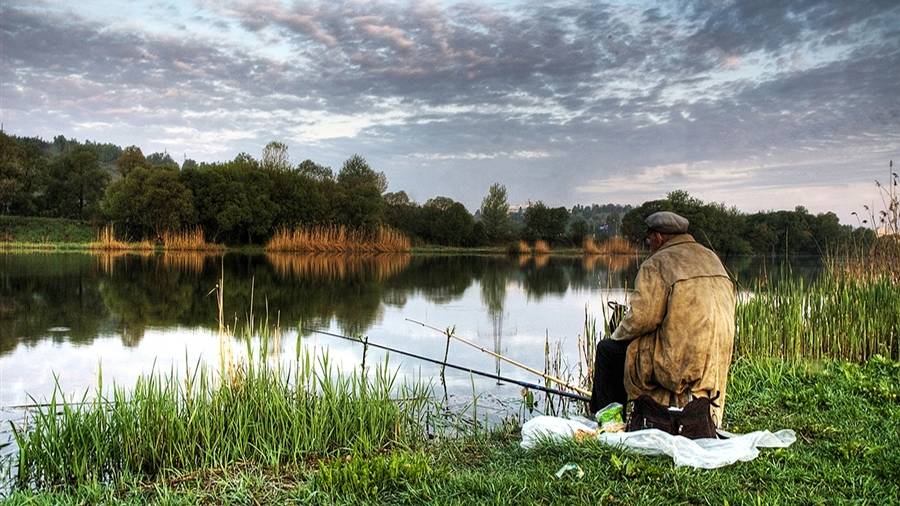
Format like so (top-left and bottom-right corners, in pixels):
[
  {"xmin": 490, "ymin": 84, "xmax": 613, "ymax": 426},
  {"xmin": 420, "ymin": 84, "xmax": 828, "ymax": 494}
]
[{"xmin": 0, "ymin": 132, "xmax": 874, "ymax": 252}]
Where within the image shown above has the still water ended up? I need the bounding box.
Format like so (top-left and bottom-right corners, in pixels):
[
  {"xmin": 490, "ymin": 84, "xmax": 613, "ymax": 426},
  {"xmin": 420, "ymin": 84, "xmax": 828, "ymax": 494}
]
[{"xmin": 0, "ymin": 251, "xmax": 818, "ymax": 459}]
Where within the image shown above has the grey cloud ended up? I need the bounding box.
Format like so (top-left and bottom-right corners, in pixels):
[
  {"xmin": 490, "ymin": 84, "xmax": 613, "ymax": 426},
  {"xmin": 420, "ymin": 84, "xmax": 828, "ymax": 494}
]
[{"xmin": 1, "ymin": 0, "xmax": 898, "ymax": 218}]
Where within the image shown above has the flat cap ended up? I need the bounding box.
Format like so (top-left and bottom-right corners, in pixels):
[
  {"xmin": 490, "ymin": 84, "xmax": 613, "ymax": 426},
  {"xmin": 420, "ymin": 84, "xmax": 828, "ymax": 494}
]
[{"xmin": 645, "ymin": 211, "xmax": 689, "ymax": 234}]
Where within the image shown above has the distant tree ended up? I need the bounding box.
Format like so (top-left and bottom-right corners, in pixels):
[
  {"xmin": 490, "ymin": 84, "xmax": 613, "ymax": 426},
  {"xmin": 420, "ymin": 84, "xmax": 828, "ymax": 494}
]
[
  {"xmin": 181, "ymin": 158, "xmax": 198, "ymax": 171},
  {"xmin": 45, "ymin": 146, "xmax": 109, "ymax": 219},
  {"xmin": 480, "ymin": 183, "xmax": 510, "ymax": 243},
  {"xmin": 116, "ymin": 146, "xmax": 148, "ymax": 177},
  {"xmin": 178, "ymin": 154, "xmax": 276, "ymax": 243},
  {"xmin": 623, "ymin": 190, "xmax": 752, "ymax": 256},
  {"xmin": 261, "ymin": 141, "xmax": 291, "ymax": 172},
  {"xmin": 0, "ymin": 133, "xmax": 26, "ymax": 214},
  {"xmin": 146, "ymin": 152, "xmax": 179, "ymax": 170},
  {"xmin": 103, "ymin": 166, "xmax": 196, "ymax": 239},
  {"xmin": 605, "ymin": 212, "xmax": 621, "ymax": 236},
  {"xmin": 297, "ymin": 159, "xmax": 333, "ymax": 181},
  {"xmin": 568, "ymin": 217, "xmax": 590, "ymax": 244},
  {"xmin": 335, "ymin": 155, "xmax": 386, "ymax": 227},
  {"xmin": 523, "ymin": 202, "xmax": 569, "ymax": 243},
  {"xmin": 423, "ymin": 197, "xmax": 476, "ymax": 245},
  {"xmin": 338, "ymin": 155, "xmax": 387, "ymax": 193},
  {"xmin": 384, "ymin": 191, "xmax": 412, "ymax": 206}
]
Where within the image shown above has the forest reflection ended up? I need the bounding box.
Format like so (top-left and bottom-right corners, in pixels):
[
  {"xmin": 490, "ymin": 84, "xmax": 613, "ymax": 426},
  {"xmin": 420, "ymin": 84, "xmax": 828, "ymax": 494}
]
[{"xmin": 0, "ymin": 252, "xmax": 820, "ymax": 356}]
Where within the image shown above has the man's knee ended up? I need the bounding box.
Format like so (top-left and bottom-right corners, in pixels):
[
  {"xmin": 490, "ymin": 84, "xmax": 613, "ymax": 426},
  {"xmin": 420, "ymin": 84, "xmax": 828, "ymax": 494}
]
[{"xmin": 596, "ymin": 339, "xmax": 627, "ymax": 359}]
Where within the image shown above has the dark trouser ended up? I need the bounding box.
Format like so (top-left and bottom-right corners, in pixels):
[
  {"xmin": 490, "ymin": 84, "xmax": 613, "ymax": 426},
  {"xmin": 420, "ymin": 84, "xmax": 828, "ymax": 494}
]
[{"xmin": 590, "ymin": 339, "xmax": 630, "ymax": 414}]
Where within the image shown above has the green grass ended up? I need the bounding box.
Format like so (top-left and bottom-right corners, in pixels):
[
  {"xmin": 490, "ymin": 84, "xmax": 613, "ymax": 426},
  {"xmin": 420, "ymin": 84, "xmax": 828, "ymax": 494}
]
[
  {"xmin": 0, "ymin": 215, "xmax": 94, "ymax": 244},
  {"xmin": 10, "ymin": 335, "xmax": 433, "ymax": 493},
  {"xmin": 6, "ymin": 356, "xmax": 899, "ymax": 504}
]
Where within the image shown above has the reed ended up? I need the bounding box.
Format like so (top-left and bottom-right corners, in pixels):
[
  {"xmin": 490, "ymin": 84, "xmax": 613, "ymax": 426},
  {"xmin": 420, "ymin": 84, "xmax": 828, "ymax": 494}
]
[
  {"xmin": 266, "ymin": 225, "xmax": 411, "ymax": 253},
  {"xmin": 507, "ymin": 240, "xmax": 531, "ymax": 255},
  {"xmin": 12, "ymin": 328, "xmax": 432, "ymax": 490},
  {"xmin": 583, "ymin": 235, "xmax": 637, "ymax": 255},
  {"xmin": 735, "ymin": 263, "xmax": 900, "ymax": 362},
  {"xmin": 161, "ymin": 228, "xmax": 223, "ymax": 251},
  {"xmin": 88, "ymin": 225, "xmax": 130, "ymax": 251},
  {"xmin": 533, "ymin": 240, "xmax": 551, "ymax": 254}
]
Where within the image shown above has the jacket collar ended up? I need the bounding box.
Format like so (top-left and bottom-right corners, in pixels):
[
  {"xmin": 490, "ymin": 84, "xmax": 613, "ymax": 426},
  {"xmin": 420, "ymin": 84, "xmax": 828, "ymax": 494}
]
[{"xmin": 656, "ymin": 233, "xmax": 695, "ymax": 253}]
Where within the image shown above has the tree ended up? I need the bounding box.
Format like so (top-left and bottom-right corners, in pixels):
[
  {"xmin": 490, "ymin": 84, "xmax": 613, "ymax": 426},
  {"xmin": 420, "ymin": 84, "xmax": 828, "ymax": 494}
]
[
  {"xmin": 337, "ymin": 154, "xmax": 387, "ymax": 193},
  {"xmin": 335, "ymin": 155, "xmax": 387, "ymax": 228},
  {"xmin": 261, "ymin": 141, "xmax": 291, "ymax": 172},
  {"xmin": 102, "ymin": 166, "xmax": 196, "ymax": 239},
  {"xmin": 568, "ymin": 217, "xmax": 590, "ymax": 244},
  {"xmin": 116, "ymin": 146, "xmax": 148, "ymax": 177},
  {"xmin": 0, "ymin": 133, "xmax": 26, "ymax": 214},
  {"xmin": 45, "ymin": 147, "xmax": 109, "ymax": 219},
  {"xmin": 480, "ymin": 183, "xmax": 510, "ymax": 243},
  {"xmin": 146, "ymin": 152, "xmax": 179, "ymax": 170},
  {"xmin": 523, "ymin": 202, "xmax": 569, "ymax": 242},
  {"xmin": 422, "ymin": 197, "xmax": 476, "ymax": 245},
  {"xmin": 181, "ymin": 158, "xmax": 199, "ymax": 171},
  {"xmin": 297, "ymin": 159, "xmax": 333, "ymax": 181}
]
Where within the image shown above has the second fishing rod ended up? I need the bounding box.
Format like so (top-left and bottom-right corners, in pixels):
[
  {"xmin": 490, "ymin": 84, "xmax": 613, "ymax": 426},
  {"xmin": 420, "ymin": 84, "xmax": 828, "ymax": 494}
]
[{"xmin": 304, "ymin": 328, "xmax": 590, "ymax": 403}]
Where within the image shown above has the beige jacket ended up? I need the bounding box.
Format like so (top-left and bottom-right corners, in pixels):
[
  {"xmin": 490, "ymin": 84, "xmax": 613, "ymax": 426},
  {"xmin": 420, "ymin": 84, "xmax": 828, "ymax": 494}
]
[{"xmin": 611, "ymin": 234, "xmax": 735, "ymax": 425}]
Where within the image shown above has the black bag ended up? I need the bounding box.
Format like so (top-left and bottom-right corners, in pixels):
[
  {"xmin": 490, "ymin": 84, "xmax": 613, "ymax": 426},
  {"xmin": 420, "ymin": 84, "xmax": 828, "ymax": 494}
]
[{"xmin": 626, "ymin": 394, "xmax": 718, "ymax": 439}]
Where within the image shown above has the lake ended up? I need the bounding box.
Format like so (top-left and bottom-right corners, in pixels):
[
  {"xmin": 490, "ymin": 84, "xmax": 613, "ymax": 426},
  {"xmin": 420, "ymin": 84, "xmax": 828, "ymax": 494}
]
[{"xmin": 0, "ymin": 251, "xmax": 820, "ymax": 463}]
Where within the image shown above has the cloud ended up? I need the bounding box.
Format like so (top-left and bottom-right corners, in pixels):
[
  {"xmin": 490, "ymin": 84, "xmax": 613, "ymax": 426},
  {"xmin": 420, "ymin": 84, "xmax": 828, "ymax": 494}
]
[{"xmin": 1, "ymin": 0, "xmax": 898, "ymax": 221}]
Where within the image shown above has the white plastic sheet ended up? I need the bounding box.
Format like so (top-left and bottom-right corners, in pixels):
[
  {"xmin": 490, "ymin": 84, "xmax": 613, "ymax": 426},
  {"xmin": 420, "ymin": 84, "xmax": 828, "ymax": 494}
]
[{"xmin": 520, "ymin": 415, "xmax": 796, "ymax": 469}]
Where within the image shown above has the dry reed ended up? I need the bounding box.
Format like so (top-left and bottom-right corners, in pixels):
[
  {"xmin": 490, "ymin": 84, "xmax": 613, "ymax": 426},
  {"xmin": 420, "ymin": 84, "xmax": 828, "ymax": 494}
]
[
  {"xmin": 265, "ymin": 225, "xmax": 411, "ymax": 253},
  {"xmin": 533, "ymin": 240, "xmax": 551, "ymax": 254},
  {"xmin": 88, "ymin": 225, "xmax": 130, "ymax": 251},
  {"xmin": 583, "ymin": 235, "xmax": 637, "ymax": 255},
  {"xmin": 581, "ymin": 253, "xmax": 638, "ymax": 273},
  {"xmin": 161, "ymin": 228, "xmax": 223, "ymax": 251}
]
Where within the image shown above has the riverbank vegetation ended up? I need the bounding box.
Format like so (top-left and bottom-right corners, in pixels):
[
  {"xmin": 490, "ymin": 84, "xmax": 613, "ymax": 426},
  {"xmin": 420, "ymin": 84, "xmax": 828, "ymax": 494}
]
[
  {"xmin": 266, "ymin": 225, "xmax": 411, "ymax": 253},
  {"xmin": 6, "ymin": 345, "xmax": 898, "ymax": 503},
  {"xmin": 1, "ymin": 132, "xmax": 887, "ymax": 253}
]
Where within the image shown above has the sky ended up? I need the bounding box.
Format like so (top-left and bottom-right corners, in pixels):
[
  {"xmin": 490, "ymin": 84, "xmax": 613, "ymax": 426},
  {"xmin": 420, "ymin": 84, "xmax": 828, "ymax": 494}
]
[{"xmin": 1, "ymin": 0, "xmax": 899, "ymax": 222}]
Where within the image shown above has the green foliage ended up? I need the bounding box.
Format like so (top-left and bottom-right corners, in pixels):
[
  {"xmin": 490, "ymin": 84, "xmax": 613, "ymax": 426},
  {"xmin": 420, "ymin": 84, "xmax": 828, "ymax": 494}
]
[
  {"xmin": 145, "ymin": 151, "xmax": 179, "ymax": 170},
  {"xmin": 115, "ymin": 146, "xmax": 148, "ymax": 177},
  {"xmin": 568, "ymin": 217, "xmax": 590, "ymax": 244},
  {"xmin": 296, "ymin": 159, "xmax": 333, "ymax": 181},
  {"xmin": 312, "ymin": 451, "xmax": 435, "ymax": 499},
  {"xmin": 479, "ymin": 183, "xmax": 511, "ymax": 243},
  {"xmin": 260, "ymin": 141, "xmax": 291, "ymax": 172},
  {"xmin": 102, "ymin": 167, "xmax": 196, "ymax": 239},
  {"xmin": 12, "ymin": 340, "xmax": 432, "ymax": 491},
  {"xmin": 523, "ymin": 201, "xmax": 569, "ymax": 243},
  {"xmin": 9, "ymin": 357, "xmax": 900, "ymax": 503},
  {"xmin": 0, "ymin": 215, "xmax": 93, "ymax": 243},
  {"xmin": 44, "ymin": 146, "xmax": 109, "ymax": 220},
  {"xmin": 335, "ymin": 155, "xmax": 387, "ymax": 228},
  {"xmin": 0, "ymin": 132, "xmax": 27, "ymax": 214},
  {"xmin": 735, "ymin": 268, "xmax": 900, "ymax": 361},
  {"xmin": 621, "ymin": 190, "xmax": 868, "ymax": 257}
]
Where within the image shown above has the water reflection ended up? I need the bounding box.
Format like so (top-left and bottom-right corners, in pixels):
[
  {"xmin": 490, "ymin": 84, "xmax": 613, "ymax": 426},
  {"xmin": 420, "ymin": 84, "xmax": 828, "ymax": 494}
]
[
  {"xmin": 0, "ymin": 252, "xmax": 823, "ymax": 357},
  {"xmin": 266, "ymin": 252, "xmax": 411, "ymax": 281},
  {"xmin": 0, "ymin": 250, "xmax": 829, "ymax": 441}
]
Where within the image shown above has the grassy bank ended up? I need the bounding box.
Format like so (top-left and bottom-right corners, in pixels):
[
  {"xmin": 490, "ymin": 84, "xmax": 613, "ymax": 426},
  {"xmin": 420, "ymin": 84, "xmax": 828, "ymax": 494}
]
[
  {"xmin": 0, "ymin": 215, "xmax": 94, "ymax": 244},
  {"xmin": 6, "ymin": 356, "xmax": 898, "ymax": 504}
]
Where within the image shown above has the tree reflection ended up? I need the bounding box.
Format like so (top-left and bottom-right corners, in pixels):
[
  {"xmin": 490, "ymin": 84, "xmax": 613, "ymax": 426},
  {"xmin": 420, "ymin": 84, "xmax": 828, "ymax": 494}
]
[{"xmin": 0, "ymin": 251, "xmax": 818, "ymax": 356}]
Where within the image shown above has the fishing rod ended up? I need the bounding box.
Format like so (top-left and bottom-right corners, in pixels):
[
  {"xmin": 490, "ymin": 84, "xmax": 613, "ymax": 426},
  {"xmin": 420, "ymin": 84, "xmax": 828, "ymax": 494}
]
[
  {"xmin": 405, "ymin": 318, "xmax": 592, "ymax": 397},
  {"xmin": 304, "ymin": 328, "xmax": 590, "ymax": 403}
]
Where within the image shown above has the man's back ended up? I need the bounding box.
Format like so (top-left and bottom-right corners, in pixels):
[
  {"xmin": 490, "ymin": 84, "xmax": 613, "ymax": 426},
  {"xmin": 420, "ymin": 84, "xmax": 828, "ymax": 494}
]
[{"xmin": 614, "ymin": 233, "xmax": 735, "ymax": 425}]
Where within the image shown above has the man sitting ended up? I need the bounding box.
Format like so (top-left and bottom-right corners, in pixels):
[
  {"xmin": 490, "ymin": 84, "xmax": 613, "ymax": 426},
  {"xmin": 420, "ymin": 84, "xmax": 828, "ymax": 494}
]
[{"xmin": 591, "ymin": 211, "xmax": 735, "ymax": 436}]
